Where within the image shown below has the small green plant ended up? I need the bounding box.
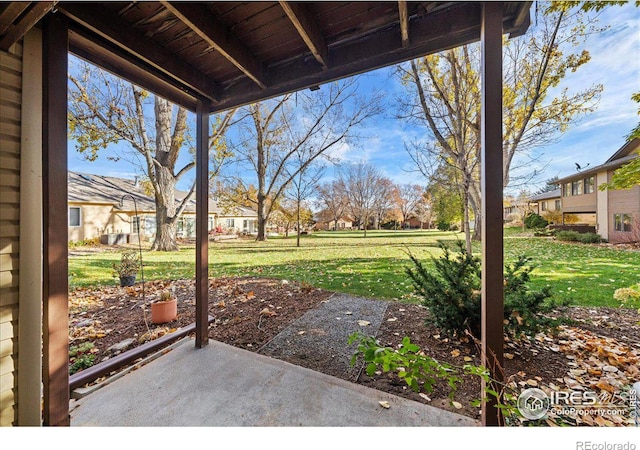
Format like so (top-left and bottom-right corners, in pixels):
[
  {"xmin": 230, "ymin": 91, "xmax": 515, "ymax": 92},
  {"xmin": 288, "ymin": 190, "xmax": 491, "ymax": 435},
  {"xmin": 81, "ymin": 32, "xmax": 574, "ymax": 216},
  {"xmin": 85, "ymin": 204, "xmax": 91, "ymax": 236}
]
[
  {"xmin": 112, "ymin": 251, "xmax": 140, "ymax": 277},
  {"xmin": 406, "ymin": 241, "xmax": 558, "ymax": 338},
  {"xmin": 348, "ymin": 332, "xmax": 523, "ymax": 424},
  {"xmin": 158, "ymin": 289, "xmax": 173, "ymax": 302},
  {"xmin": 69, "ymin": 342, "xmax": 96, "ymax": 375}
]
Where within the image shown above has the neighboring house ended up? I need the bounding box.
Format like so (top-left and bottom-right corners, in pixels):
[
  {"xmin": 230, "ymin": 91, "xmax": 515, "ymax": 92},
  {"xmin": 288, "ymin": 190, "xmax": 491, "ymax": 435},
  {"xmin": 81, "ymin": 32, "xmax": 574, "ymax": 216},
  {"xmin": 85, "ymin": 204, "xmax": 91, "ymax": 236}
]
[
  {"xmin": 503, "ymin": 196, "xmax": 534, "ymax": 222},
  {"xmin": 313, "ymin": 211, "xmax": 353, "ymax": 231},
  {"xmin": 530, "ymin": 188, "xmax": 562, "ymax": 220},
  {"xmin": 405, "ymin": 216, "xmax": 431, "ymax": 229},
  {"xmin": 554, "ymin": 138, "xmax": 640, "ymax": 243},
  {"xmin": 68, "ymin": 171, "xmax": 257, "ymax": 242}
]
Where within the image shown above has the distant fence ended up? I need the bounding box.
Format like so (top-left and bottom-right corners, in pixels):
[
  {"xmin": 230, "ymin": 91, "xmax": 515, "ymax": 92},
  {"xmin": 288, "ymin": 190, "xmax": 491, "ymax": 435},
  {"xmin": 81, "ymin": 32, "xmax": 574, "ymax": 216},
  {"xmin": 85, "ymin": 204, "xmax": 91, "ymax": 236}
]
[{"xmin": 548, "ymin": 225, "xmax": 597, "ymax": 234}]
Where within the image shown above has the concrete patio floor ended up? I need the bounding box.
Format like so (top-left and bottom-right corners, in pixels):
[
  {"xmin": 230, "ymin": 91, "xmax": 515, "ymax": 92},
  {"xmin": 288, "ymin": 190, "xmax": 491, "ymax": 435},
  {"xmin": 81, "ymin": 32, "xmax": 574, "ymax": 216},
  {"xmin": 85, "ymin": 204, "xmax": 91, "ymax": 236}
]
[{"xmin": 70, "ymin": 337, "xmax": 478, "ymax": 427}]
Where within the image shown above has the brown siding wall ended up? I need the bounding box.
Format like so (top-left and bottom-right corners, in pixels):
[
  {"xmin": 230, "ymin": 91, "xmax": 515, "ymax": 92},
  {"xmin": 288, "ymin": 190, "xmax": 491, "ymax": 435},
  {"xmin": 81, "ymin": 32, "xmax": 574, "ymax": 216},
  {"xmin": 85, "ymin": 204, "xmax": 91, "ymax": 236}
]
[
  {"xmin": 0, "ymin": 40, "xmax": 22, "ymax": 427},
  {"xmin": 608, "ymin": 174, "xmax": 640, "ymax": 244},
  {"xmin": 562, "ymin": 192, "xmax": 597, "ymax": 213}
]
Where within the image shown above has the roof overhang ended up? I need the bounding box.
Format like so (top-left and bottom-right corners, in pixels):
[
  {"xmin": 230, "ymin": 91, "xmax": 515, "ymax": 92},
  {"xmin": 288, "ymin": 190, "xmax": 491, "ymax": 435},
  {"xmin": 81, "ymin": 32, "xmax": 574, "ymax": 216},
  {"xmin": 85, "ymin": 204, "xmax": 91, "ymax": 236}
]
[{"xmin": 1, "ymin": 2, "xmax": 532, "ymax": 112}]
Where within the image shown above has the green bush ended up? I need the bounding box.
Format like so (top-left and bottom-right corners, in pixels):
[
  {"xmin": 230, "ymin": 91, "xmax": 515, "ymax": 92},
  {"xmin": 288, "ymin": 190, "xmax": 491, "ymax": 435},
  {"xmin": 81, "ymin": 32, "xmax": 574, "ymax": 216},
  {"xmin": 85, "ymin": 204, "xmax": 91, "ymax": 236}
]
[
  {"xmin": 556, "ymin": 231, "xmax": 603, "ymax": 243},
  {"xmin": 576, "ymin": 232, "xmax": 603, "ymax": 244},
  {"xmin": 555, "ymin": 230, "xmax": 580, "ymax": 241},
  {"xmin": 406, "ymin": 241, "xmax": 557, "ymax": 339},
  {"xmin": 524, "ymin": 213, "xmax": 548, "ymax": 229},
  {"xmin": 437, "ymin": 220, "xmax": 451, "ymax": 231},
  {"xmin": 533, "ymin": 228, "xmax": 555, "ymax": 237}
]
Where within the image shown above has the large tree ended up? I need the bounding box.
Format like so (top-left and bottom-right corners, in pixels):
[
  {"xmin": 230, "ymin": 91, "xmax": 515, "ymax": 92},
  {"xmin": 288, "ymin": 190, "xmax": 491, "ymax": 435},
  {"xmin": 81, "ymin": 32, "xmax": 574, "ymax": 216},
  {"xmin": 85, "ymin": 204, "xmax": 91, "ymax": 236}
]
[
  {"xmin": 68, "ymin": 59, "xmax": 236, "ymax": 251},
  {"xmin": 398, "ymin": 5, "xmax": 603, "ymax": 244},
  {"xmin": 284, "ymin": 153, "xmax": 324, "ymax": 247},
  {"xmin": 316, "ymin": 180, "xmax": 349, "ymax": 231},
  {"xmin": 338, "ymin": 162, "xmax": 389, "ymax": 237},
  {"xmin": 394, "ymin": 183, "xmax": 427, "ymax": 229},
  {"xmin": 228, "ymin": 78, "xmax": 381, "ymax": 240}
]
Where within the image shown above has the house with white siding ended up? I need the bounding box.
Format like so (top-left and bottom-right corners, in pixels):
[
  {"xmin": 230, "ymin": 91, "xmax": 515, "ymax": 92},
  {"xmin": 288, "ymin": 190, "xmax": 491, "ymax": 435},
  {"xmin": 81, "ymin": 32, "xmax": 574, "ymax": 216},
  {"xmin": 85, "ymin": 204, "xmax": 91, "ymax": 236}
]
[{"xmin": 68, "ymin": 171, "xmax": 258, "ymax": 242}]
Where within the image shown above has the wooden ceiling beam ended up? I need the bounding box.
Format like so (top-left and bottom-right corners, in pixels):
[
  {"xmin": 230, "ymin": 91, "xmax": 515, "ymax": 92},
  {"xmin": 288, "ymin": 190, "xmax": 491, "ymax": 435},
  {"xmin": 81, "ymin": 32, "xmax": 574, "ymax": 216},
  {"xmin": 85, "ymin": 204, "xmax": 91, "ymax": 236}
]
[
  {"xmin": 161, "ymin": 1, "xmax": 267, "ymax": 89},
  {"xmin": 57, "ymin": 3, "xmax": 220, "ymax": 102},
  {"xmin": 69, "ymin": 27, "xmax": 199, "ymax": 111},
  {"xmin": 212, "ymin": 4, "xmax": 483, "ymax": 113},
  {"xmin": 398, "ymin": 0, "xmax": 409, "ymax": 48},
  {"xmin": 0, "ymin": 2, "xmax": 55, "ymax": 51},
  {"xmin": 0, "ymin": 2, "xmax": 31, "ymax": 36},
  {"xmin": 279, "ymin": 1, "xmax": 328, "ymax": 70}
]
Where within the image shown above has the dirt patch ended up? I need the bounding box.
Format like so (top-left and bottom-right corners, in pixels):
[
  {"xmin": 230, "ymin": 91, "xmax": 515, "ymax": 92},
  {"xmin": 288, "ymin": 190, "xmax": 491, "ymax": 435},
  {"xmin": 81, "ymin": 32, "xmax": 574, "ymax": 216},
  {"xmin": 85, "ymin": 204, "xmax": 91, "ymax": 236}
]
[{"xmin": 69, "ymin": 277, "xmax": 640, "ymax": 424}]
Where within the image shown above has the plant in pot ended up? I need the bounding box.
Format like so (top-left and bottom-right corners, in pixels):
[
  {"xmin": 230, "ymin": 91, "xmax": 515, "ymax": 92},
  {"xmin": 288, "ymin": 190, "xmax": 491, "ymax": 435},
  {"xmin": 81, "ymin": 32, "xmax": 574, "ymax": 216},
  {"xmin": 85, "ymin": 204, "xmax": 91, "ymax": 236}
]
[
  {"xmin": 151, "ymin": 289, "xmax": 177, "ymax": 324},
  {"xmin": 113, "ymin": 251, "xmax": 140, "ymax": 287}
]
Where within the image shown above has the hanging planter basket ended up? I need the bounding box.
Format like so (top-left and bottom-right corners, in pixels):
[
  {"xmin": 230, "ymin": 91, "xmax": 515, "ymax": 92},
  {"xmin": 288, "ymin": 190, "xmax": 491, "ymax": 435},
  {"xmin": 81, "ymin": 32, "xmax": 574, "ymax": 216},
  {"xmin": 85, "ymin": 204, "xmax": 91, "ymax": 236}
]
[{"xmin": 151, "ymin": 298, "xmax": 177, "ymax": 324}]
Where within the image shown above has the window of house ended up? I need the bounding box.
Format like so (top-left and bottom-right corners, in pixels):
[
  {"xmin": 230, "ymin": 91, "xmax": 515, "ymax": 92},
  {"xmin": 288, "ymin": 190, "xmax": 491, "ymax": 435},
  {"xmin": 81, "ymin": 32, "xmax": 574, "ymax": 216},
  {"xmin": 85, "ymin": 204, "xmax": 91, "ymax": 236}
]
[
  {"xmin": 208, "ymin": 216, "xmax": 214, "ymax": 231},
  {"xmin": 584, "ymin": 176, "xmax": 595, "ymax": 194},
  {"xmin": 144, "ymin": 216, "xmax": 156, "ymax": 236},
  {"xmin": 564, "ymin": 182, "xmax": 571, "ymax": 197},
  {"xmin": 69, "ymin": 207, "xmax": 81, "ymax": 227},
  {"xmin": 225, "ymin": 218, "xmax": 235, "ymax": 229},
  {"xmin": 614, "ymin": 213, "xmax": 632, "ymax": 232},
  {"xmin": 571, "ymin": 180, "xmax": 583, "ymax": 196},
  {"xmin": 555, "ymin": 199, "xmax": 561, "ymax": 210},
  {"xmin": 131, "ymin": 216, "xmax": 141, "ymax": 234},
  {"xmin": 541, "ymin": 201, "xmax": 547, "ymax": 211}
]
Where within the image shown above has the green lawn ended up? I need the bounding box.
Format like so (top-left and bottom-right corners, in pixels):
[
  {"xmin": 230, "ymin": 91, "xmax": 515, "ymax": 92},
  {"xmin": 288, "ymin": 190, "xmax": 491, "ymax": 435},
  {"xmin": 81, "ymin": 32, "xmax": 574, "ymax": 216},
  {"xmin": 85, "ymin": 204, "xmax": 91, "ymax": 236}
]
[{"xmin": 68, "ymin": 228, "xmax": 640, "ymax": 308}]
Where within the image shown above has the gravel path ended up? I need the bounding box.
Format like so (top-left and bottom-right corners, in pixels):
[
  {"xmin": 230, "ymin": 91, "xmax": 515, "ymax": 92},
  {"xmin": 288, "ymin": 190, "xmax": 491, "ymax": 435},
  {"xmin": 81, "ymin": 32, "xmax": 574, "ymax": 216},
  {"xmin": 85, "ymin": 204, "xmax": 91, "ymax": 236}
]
[{"xmin": 259, "ymin": 293, "xmax": 389, "ymax": 381}]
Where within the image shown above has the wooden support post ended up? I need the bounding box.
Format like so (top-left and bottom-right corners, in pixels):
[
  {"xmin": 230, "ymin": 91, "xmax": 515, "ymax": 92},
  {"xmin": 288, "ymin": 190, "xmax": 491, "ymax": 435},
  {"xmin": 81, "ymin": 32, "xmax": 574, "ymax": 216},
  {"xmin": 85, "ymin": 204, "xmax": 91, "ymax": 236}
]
[
  {"xmin": 42, "ymin": 14, "xmax": 70, "ymax": 426},
  {"xmin": 480, "ymin": 1, "xmax": 504, "ymax": 427},
  {"xmin": 195, "ymin": 99, "xmax": 210, "ymax": 348}
]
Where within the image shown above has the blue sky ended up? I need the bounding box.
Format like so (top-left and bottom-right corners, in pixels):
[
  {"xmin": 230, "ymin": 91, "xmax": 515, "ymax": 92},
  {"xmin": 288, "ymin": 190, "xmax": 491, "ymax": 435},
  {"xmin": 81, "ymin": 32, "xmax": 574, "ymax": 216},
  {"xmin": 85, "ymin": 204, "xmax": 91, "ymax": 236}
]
[{"xmin": 68, "ymin": 2, "xmax": 640, "ymax": 196}]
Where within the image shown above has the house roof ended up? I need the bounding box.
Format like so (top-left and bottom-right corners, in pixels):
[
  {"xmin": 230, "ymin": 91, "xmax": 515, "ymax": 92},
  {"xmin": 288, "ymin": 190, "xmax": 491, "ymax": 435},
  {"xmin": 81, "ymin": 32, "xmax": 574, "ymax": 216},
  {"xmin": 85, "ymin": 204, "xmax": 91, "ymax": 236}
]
[
  {"xmin": 68, "ymin": 171, "xmax": 256, "ymax": 217},
  {"xmin": 555, "ymin": 138, "xmax": 640, "ymax": 184},
  {"xmin": 529, "ymin": 188, "xmax": 561, "ymax": 202},
  {"xmin": 0, "ymin": 2, "xmax": 531, "ymax": 113}
]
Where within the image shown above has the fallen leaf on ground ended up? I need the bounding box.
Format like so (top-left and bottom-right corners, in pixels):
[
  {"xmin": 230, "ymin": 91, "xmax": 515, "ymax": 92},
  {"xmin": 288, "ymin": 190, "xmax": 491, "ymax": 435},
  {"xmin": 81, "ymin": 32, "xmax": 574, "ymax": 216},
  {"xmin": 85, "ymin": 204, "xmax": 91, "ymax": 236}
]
[
  {"xmin": 387, "ymin": 317, "xmax": 398, "ymax": 322},
  {"xmin": 451, "ymin": 349, "xmax": 461, "ymax": 357},
  {"xmin": 357, "ymin": 320, "xmax": 371, "ymax": 327},
  {"xmin": 452, "ymin": 401, "xmax": 462, "ymax": 409},
  {"xmin": 378, "ymin": 401, "xmax": 390, "ymax": 409},
  {"xmin": 259, "ymin": 307, "xmax": 277, "ymax": 317},
  {"xmin": 419, "ymin": 393, "xmax": 431, "ymax": 401}
]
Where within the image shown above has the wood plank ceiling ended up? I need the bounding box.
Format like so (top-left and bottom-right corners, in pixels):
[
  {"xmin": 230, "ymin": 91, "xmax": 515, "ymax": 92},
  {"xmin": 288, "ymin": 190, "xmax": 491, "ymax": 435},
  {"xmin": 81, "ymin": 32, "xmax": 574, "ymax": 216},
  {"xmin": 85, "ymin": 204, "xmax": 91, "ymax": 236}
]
[{"xmin": 1, "ymin": 1, "xmax": 531, "ymax": 112}]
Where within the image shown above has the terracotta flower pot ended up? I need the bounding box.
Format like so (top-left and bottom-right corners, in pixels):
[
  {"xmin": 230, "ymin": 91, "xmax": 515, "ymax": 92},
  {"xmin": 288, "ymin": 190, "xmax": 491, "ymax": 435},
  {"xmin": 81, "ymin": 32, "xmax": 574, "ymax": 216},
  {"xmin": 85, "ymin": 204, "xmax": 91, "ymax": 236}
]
[{"xmin": 151, "ymin": 299, "xmax": 177, "ymax": 324}]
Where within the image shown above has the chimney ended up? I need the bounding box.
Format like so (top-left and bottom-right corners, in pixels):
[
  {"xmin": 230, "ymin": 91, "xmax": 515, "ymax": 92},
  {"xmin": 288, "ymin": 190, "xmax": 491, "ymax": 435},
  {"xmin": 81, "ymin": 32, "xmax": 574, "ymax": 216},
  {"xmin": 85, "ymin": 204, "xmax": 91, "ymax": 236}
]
[{"xmin": 134, "ymin": 176, "xmax": 139, "ymax": 187}]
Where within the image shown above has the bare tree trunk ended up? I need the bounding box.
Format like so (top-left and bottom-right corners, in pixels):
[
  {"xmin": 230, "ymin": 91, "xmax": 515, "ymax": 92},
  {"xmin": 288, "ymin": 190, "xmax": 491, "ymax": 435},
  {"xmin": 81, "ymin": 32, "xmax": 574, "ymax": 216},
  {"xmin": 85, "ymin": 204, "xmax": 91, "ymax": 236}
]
[
  {"xmin": 256, "ymin": 196, "xmax": 267, "ymax": 241},
  {"xmin": 296, "ymin": 201, "xmax": 302, "ymax": 247},
  {"xmin": 463, "ymin": 187, "xmax": 472, "ymax": 255},
  {"xmin": 150, "ymin": 100, "xmax": 181, "ymax": 251}
]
